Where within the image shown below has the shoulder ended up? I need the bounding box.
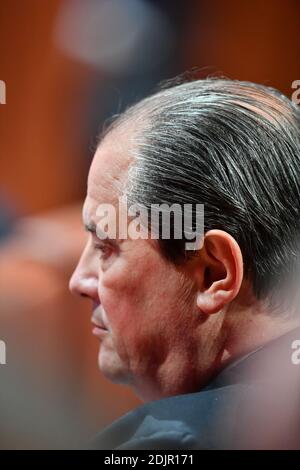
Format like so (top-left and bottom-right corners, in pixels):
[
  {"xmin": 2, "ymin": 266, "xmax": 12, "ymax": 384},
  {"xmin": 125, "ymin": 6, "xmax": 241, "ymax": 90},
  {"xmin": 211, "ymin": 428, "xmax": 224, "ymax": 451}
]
[{"xmin": 91, "ymin": 383, "xmax": 250, "ymax": 450}]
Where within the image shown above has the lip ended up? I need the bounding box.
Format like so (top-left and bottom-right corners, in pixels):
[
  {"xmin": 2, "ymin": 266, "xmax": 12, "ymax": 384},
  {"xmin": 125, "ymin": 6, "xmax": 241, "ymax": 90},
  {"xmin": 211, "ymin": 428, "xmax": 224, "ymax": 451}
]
[
  {"xmin": 91, "ymin": 314, "xmax": 109, "ymax": 337},
  {"xmin": 92, "ymin": 325, "xmax": 108, "ymax": 338}
]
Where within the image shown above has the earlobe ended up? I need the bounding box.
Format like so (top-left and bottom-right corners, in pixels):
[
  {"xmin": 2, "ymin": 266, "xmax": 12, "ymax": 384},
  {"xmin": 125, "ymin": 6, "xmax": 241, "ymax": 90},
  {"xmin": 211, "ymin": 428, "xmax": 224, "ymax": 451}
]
[
  {"xmin": 195, "ymin": 230, "xmax": 243, "ymax": 315},
  {"xmin": 196, "ymin": 286, "xmax": 237, "ymax": 315},
  {"xmin": 196, "ymin": 291, "xmax": 220, "ymax": 315}
]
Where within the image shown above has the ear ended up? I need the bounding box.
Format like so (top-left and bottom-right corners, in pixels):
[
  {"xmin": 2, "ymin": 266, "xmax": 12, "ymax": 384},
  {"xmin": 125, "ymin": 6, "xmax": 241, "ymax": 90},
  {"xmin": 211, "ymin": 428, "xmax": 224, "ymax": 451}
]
[{"xmin": 194, "ymin": 230, "xmax": 243, "ymax": 315}]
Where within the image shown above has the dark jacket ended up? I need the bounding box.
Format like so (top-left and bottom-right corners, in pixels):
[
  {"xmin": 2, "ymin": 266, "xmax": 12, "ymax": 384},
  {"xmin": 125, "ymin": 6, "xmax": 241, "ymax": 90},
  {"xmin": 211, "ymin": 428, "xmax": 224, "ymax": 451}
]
[{"xmin": 92, "ymin": 327, "xmax": 300, "ymax": 450}]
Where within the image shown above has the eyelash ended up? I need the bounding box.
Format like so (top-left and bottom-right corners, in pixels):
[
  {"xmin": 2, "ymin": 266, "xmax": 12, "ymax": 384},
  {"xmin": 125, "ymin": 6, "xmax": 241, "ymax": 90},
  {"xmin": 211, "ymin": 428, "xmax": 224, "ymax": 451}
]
[{"xmin": 94, "ymin": 243, "xmax": 112, "ymax": 260}]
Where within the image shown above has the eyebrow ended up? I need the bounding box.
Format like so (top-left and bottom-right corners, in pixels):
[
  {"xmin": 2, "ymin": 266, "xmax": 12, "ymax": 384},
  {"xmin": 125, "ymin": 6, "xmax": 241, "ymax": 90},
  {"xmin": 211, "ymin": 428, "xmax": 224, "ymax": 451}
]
[
  {"xmin": 84, "ymin": 222, "xmax": 97, "ymax": 233},
  {"xmin": 84, "ymin": 221, "xmax": 119, "ymax": 246}
]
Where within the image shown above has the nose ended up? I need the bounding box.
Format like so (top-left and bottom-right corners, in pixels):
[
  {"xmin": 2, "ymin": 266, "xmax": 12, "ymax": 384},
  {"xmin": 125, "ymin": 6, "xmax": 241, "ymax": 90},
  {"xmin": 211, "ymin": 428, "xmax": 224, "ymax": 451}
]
[
  {"xmin": 69, "ymin": 269, "xmax": 99, "ymax": 301},
  {"xmin": 69, "ymin": 244, "xmax": 99, "ymax": 303}
]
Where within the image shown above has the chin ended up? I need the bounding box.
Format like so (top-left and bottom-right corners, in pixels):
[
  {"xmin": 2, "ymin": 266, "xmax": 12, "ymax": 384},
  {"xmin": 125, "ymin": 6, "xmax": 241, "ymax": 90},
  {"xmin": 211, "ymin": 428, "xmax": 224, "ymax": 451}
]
[{"xmin": 97, "ymin": 347, "xmax": 129, "ymax": 385}]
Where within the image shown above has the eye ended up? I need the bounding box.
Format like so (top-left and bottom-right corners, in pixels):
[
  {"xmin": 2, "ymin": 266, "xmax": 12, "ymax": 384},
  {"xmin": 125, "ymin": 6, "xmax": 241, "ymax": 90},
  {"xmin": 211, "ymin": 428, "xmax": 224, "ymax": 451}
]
[{"xmin": 94, "ymin": 242, "xmax": 113, "ymax": 260}]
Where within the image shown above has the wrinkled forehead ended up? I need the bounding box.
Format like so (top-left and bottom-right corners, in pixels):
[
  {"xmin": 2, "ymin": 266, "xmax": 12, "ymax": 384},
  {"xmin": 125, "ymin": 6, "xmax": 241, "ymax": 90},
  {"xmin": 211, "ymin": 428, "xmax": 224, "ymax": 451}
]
[{"xmin": 84, "ymin": 126, "xmax": 134, "ymax": 222}]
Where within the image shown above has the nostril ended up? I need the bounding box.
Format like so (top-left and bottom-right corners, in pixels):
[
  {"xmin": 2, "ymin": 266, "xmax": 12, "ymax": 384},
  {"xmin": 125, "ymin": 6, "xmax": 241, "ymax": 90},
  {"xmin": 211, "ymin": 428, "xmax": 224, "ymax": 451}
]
[
  {"xmin": 80, "ymin": 293, "xmax": 89, "ymax": 298},
  {"xmin": 69, "ymin": 276, "xmax": 98, "ymax": 301}
]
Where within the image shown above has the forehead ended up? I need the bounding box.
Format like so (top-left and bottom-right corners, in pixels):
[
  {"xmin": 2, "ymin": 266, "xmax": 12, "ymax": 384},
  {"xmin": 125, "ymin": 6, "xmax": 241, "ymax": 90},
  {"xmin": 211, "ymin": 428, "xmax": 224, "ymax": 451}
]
[{"xmin": 84, "ymin": 125, "xmax": 134, "ymax": 222}]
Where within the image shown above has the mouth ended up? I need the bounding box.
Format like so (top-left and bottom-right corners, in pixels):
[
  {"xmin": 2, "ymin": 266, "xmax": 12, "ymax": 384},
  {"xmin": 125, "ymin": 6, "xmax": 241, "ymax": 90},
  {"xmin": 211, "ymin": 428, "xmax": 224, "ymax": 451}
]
[
  {"xmin": 92, "ymin": 324, "xmax": 109, "ymax": 338},
  {"xmin": 91, "ymin": 312, "xmax": 109, "ymax": 338}
]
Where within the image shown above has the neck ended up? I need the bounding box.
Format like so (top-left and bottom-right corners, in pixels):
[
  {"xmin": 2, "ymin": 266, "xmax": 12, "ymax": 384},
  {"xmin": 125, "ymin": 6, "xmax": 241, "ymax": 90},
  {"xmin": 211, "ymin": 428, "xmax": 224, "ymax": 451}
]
[
  {"xmin": 133, "ymin": 300, "xmax": 300, "ymax": 402},
  {"xmin": 219, "ymin": 300, "xmax": 300, "ymax": 369}
]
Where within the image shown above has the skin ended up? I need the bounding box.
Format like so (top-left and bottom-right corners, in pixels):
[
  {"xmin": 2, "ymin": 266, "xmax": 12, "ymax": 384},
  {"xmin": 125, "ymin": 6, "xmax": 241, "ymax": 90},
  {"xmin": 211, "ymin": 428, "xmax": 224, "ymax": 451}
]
[{"xmin": 69, "ymin": 123, "xmax": 298, "ymax": 402}]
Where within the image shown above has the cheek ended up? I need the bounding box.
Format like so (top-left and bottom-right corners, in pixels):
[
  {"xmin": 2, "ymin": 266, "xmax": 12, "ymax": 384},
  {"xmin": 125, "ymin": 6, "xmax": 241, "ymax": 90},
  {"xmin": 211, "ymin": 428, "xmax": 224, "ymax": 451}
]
[
  {"xmin": 98, "ymin": 258, "xmax": 188, "ymax": 338},
  {"xmin": 99, "ymin": 284, "xmax": 136, "ymax": 330},
  {"xmin": 98, "ymin": 262, "xmax": 145, "ymax": 334},
  {"xmin": 97, "ymin": 254, "xmax": 161, "ymax": 336}
]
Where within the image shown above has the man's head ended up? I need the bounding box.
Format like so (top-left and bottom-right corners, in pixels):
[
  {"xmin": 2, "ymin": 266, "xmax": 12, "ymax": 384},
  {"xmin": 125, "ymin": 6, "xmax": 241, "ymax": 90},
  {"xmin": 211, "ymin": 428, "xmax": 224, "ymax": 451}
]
[{"xmin": 70, "ymin": 78, "xmax": 300, "ymax": 401}]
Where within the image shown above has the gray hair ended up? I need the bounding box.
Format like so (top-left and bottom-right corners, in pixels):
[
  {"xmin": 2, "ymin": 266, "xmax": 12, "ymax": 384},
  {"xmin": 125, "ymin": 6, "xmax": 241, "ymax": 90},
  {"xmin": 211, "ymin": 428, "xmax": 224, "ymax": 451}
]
[{"xmin": 103, "ymin": 78, "xmax": 300, "ymax": 306}]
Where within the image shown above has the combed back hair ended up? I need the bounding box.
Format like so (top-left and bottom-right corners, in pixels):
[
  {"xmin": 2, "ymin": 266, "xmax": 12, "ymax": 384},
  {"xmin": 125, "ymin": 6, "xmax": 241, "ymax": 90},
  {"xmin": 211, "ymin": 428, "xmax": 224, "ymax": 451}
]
[{"xmin": 101, "ymin": 77, "xmax": 300, "ymax": 307}]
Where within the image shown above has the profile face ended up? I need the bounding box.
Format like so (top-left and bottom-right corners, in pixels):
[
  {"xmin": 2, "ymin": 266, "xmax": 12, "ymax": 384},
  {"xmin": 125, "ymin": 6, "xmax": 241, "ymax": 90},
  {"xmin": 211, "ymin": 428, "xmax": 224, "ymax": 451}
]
[{"xmin": 69, "ymin": 126, "xmax": 201, "ymax": 401}]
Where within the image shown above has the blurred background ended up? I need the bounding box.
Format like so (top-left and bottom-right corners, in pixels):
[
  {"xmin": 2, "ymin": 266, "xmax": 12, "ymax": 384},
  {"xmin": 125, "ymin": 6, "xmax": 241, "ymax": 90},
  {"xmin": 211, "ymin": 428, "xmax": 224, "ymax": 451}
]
[{"xmin": 0, "ymin": 0, "xmax": 299, "ymax": 449}]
